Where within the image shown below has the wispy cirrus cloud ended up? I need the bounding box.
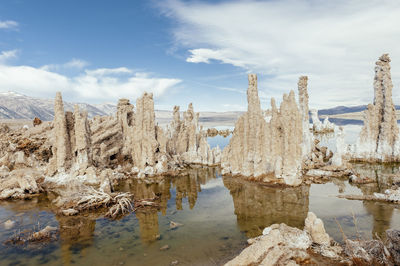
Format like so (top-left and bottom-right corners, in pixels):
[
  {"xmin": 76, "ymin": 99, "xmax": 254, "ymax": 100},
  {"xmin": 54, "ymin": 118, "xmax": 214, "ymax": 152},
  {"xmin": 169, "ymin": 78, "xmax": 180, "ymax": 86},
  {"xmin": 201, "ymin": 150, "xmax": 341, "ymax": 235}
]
[
  {"xmin": 160, "ymin": 0, "xmax": 400, "ymax": 109},
  {"xmin": 0, "ymin": 20, "xmax": 18, "ymax": 30},
  {"xmin": 0, "ymin": 50, "xmax": 18, "ymax": 63},
  {"xmin": 41, "ymin": 58, "xmax": 89, "ymax": 71}
]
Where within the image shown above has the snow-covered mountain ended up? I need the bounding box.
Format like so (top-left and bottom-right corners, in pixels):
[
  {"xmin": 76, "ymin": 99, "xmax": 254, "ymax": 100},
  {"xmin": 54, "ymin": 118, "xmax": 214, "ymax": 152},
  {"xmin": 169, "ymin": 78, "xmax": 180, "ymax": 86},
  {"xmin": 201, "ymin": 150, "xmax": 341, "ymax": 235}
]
[
  {"xmin": 0, "ymin": 91, "xmax": 116, "ymax": 121},
  {"xmin": 0, "ymin": 91, "xmax": 384, "ymax": 123}
]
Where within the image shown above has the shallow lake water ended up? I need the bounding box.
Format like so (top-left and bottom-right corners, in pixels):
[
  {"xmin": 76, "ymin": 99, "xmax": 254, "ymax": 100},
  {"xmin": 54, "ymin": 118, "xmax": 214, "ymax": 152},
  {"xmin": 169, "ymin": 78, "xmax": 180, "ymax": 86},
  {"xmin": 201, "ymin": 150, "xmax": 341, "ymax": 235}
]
[{"xmin": 0, "ymin": 124, "xmax": 400, "ymax": 265}]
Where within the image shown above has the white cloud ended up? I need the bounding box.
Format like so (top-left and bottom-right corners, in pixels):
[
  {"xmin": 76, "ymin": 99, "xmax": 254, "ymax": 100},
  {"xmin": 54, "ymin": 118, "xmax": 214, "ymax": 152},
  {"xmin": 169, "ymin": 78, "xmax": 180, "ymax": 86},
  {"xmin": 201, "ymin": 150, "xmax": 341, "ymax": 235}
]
[
  {"xmin": 0, "ymin": 50, "xmax": 18, "ymax": 63},
  {"xmin": 0, "ymin": 57, "xmax": 182, "ymax": 103},
  {"xmin": 85, "ymin": 67, "xmax": 132, "ymax": 76},
  {"xmin": 0, "ymin": 20, "xmax": 18, "ymax": 30},
  {"xmin": 162, "ymin": 0, "xmax": 400, "ymax": 109},
  {"xmin": 41, "ymin": 58, "xmax": 89, "ymax": 71},
  {"xmin": 64, "ymin": 58, "xmax": 89, "ymax": 69}
]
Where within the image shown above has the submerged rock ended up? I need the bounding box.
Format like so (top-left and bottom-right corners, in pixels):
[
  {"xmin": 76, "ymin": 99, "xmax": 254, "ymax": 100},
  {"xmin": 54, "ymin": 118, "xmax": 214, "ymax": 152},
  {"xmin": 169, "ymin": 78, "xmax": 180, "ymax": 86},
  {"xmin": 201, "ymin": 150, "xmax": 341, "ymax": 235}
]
[
  {"xmin": 4, "ymin": 219, "xmax": 15, "ymax": 229},
  {"xmin": 61, "ymin": 209, "xmax": 79, "ymax": 216},
  {"xmin": 160, "ymin": 244, "xmax": 169, "ymax": 251},
  {"xmin": 6, "ymin": 225, "xmax": 58, "ymax": 246},
  {"xmin": 169, "ymin": 221, "xmax": 183, "ymax": 230}
]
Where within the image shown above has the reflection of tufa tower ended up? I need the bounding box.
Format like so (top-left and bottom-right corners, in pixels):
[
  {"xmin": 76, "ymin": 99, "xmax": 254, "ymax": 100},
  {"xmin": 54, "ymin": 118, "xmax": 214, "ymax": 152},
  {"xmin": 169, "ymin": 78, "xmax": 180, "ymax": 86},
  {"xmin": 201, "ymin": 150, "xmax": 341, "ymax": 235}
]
[
  {"xmin": 57, "ymin": 215, "xmax": 96, "ymax": 265},
  {"xmin": 127, "ymin": 178, "xmax": 170, "ymax": 244},
  {"xmin": 223, "ymin": 176, "xmax": 310, "ymax": 238},
  {"xmin": 357, "ymin": 174, "xmax": 395, "ymax": 240},
  {"xmin": 136, "ymin": 210, "xmax": 160, "ymax": 244},
  {"xmin": 173, "ymin": 167, "xmax": 218, "ymax": 210},
  {"xmin": 363, "ymin": 201, "xmax": 394, "ymax": 240},
  {"xmin": 127, "ymin": 167, "xmax": 218, "ymax": 243}
]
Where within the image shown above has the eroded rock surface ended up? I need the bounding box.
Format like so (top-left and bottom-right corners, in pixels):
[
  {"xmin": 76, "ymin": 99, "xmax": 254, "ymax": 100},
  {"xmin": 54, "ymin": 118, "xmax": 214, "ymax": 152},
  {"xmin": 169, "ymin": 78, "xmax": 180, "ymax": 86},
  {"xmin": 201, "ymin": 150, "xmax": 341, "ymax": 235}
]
[
  {"xmin": 353, "ymin": 54, "xmax": 400, "ymax": 162},
  {"xmin": 311, "ymin": 109, "xmax": 335, "ymax": 133},
  {"xmin": 225, "ymin": 212, "xmax": 342, "ymax": 266},
  {"xmin": 298, "ymin": 76, "xmax": 313, "ymax": 159},
  {"xmin": 166, "ymin": 104, "xmax": 221, "ymax": 166},
  {"xmin": 221, "ymin": 74, "xmax": 304, "ymax": 185}
]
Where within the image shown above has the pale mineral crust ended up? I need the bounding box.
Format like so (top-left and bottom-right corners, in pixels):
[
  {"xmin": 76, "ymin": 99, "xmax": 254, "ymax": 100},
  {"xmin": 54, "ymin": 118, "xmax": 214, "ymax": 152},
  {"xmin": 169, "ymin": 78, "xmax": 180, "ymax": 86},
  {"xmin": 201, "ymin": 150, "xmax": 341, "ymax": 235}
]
[
  {"xmin": 354, "ymin": 54, "xmax": 400, "ymax": 162},
  {"xmin": 44, "ymin": 90, "xmax": 221, "ymax": 181},
  {"xmin": 48, "ymin": 93, "xmax": 94, "ymax": 176},
  {"xmin": 298, "ymin": 76, "xmax": 313, "ymax": 158},
  {"xmin": 49, "ymin": 92, "xmax": 72, "ymax": 174},
  {"xmin": 90, "ymin": 115, "xmax": 123, "ymax": 167},
  {"xmin": 166, "ymin": 103, "xmax": 221, "ymax": 166},
  {"xmin": 331, "ymin": 126, "xmax": 346, "ymax": 167},
  {"xmin": 73, "ymin": 105, "xmax": 92, "ymax": 175},
  {"xmin": 225, "ymin": 212, "xmax": 343, "ymax": 266},
  {"xmin": 311, "ymin": 109, "xmax": 335, "ymax": 133},
  {"xmin": 131, "ymin": 93, "xmax": 169, "ymax": 175},
  {"xmin": 221, "ymin": 74, "xmax": 303, "ymax": 185}
]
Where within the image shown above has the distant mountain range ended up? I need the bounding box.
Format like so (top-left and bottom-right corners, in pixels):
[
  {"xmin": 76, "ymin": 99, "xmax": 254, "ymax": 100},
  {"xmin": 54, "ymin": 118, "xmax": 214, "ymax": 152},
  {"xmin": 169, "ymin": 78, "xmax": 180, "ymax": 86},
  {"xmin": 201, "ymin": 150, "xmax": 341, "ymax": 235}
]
[
  {"xmin": 0, "ymin": 91, "xmax": 397, "ymax": 122},
  {"xmin": 0, "ymin": 92, "xmax": 116, "ymax": 120},
  {"xmin": 318, "ymin": 105, "xmax": 400, "ymax": 115}
]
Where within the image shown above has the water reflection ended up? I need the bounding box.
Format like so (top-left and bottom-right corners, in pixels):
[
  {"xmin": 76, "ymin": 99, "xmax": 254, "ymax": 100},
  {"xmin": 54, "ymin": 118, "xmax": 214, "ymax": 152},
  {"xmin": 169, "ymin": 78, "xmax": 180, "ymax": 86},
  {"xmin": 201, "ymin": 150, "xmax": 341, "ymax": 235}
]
[
  {"xmin": 136, "ymin": 211, "xmax": 159, "ymax": 243},
  {"xmin": 223, "ymin": 176, "xmax": 310, "ymax": 238},
  {"xmin": 116, "ymin": 167, "xmax": 220, "ymax": 243},
  {"xmin": 57, "ymin": 215, "xmax": 96, "ymax": 265},
  {"xmin": 363, "ymin": 201, "xmax": 394, "ymax": 239},
  {"xmin": 350, "ymin": 162, "xmax": 400, "ymax": 239},
  {"xmin": 2, "ymin": 163, "xmax": 400, "ymax": 265}
]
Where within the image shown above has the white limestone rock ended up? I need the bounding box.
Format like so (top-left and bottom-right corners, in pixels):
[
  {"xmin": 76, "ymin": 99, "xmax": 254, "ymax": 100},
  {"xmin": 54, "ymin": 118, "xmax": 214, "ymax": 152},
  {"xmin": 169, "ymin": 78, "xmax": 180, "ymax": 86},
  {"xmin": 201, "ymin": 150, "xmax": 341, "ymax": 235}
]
[
  {"xmin": 221, "ymin": 74, "xmax": 304, "ymax": 186},
  {"xmin": 304, "ymin": 212, "xmax": 330, "ymax": 246},
  {"xmin": 167, "ymin": 103, "xmax": 220, "ymax": 166},
  {"xmin": 354, "ymin": 54, "xmax": 400, "ymax": 162},
  {"xmin": 331, "ymin": 126, "xmax": 347, "ymax": 167}
]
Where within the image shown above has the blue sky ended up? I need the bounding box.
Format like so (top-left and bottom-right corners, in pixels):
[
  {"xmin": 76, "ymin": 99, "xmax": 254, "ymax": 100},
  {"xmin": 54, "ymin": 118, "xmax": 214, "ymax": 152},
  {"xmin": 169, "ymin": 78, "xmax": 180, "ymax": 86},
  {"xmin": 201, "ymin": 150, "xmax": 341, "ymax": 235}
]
[{"xmin": 1, "ymin": 0, "xmax": 400, "ymax": 111}]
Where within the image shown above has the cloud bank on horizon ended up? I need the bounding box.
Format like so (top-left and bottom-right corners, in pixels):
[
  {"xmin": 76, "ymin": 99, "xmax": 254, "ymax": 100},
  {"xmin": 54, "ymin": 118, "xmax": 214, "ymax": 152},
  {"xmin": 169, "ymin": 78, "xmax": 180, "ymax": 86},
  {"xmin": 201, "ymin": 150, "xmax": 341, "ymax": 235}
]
[
  {"xmin": 0, "ymin": 54, "xmax": 181, "ymax": 103},
  {"xmin": 160, "ymin": 0, "xmax": 400, "ymax": 109}
]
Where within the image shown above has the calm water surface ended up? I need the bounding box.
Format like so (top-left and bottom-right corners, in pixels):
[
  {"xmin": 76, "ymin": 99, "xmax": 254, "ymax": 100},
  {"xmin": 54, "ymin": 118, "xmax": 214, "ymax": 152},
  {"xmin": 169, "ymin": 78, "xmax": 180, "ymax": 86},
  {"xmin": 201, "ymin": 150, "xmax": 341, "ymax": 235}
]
[{"xmin": 0, "ymin": 124, "xmax": 399, "ymax": 266}]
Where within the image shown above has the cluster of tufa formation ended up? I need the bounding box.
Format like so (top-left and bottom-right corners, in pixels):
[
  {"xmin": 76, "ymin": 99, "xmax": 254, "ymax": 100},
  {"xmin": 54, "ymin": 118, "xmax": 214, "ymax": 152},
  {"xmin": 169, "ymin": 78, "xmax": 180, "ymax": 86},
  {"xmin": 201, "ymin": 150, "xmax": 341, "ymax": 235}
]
[
  {"xmin": 48, "ymin": 92, "xmax": 93, "ymax": 176},
  {"xmin": 353, "ymin": 54, "xmax": 400, "ymax": 162},
  {"xmin": 166, "ymin": 104, "xmax": 221, "ymax": 166},
  {"xmin": 48, "ymin": 92, "xmax": 220, "ymax": 180},
  {"xmin": 221, "ymin": 74, "xmax": 309, "ymax": 186},
  {"xmin": 0, "ymin": 90, "xmax": 220, "ymax": 206},
  {"xmin": 310, "ymin": 109, "xmax": 335, "ymax": 133}
]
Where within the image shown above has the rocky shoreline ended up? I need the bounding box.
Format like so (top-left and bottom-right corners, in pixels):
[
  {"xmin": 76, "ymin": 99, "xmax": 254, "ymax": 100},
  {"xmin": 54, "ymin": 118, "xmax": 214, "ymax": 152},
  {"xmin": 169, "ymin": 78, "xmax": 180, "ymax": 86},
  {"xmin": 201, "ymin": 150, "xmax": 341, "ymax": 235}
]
[{"xmin": 226, "ymin": 212, "xmax": 400, "ymax": 266}]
